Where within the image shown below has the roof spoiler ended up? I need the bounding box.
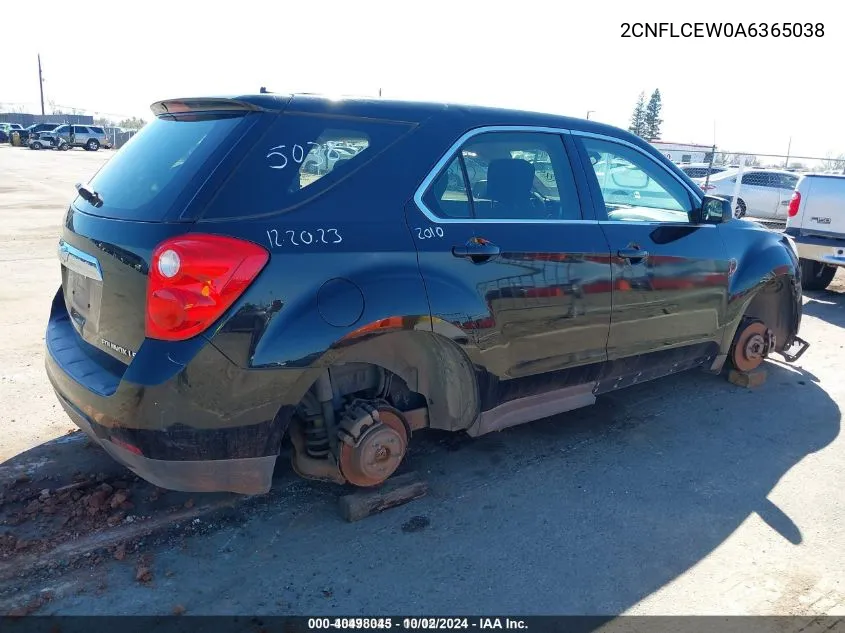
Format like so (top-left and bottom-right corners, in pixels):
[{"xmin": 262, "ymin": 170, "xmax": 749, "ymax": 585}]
[{"xmin": 150, "ymin": 98, "xmax": 264, "ymax": 116}]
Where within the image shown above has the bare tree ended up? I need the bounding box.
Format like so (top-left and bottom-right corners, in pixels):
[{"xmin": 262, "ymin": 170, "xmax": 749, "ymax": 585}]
[
  {"xmin": 719, "ymin": 153, "xmax": 760, "ymax": 167},
  {"xmin": 819, "ymin": 153, "xmax": 845, "ymax": 172}
]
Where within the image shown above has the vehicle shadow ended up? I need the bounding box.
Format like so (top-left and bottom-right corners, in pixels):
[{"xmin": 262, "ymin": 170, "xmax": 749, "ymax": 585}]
[
  {"xmin": 386, "ymin": 358, "xmax": 840, "ymax": 614},
  {"xmin": 9, "ymin": 354, "xmax": 838, "ymax": 616}
]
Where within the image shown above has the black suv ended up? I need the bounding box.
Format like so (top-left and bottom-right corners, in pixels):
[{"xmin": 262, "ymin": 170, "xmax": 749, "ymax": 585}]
[{"xmin": 45, "ymin": 94, "xmax": 809, "ymax": 495}]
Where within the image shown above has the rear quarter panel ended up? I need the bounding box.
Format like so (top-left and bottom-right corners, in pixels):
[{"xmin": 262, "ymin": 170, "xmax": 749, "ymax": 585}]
[{"xmin": 201, "ymin": 121, "xmax": 451, "ymax": 371}]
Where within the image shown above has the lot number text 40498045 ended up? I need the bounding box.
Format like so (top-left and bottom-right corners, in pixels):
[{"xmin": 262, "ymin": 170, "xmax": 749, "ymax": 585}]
[{"xmin": 307, "ymin": 617, "xmax": 528, "ymax": 630}]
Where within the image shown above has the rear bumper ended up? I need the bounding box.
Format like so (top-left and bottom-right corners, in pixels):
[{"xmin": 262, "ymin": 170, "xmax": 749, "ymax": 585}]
[
  {"xmin": 54, "ymin": 391, "xmax": 276, "ymax": 494},
  {"xmin": 44, "ymin": 287, "xmax": 299, "ymax": 494},
  {"xmin": 791, "ymin": 232, "xmax": 845, "ymax": 267}
]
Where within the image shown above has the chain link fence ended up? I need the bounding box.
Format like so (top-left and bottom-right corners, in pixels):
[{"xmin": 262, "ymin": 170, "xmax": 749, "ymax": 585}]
[{"xmin": 103, "ymin": 127, "xmax": 139, "ymax": 149}]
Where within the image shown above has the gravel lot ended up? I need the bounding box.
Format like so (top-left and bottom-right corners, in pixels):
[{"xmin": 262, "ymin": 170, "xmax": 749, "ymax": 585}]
[{"xmin": 1, "ymin": 145, "xmax": 844, "ymax": 616}]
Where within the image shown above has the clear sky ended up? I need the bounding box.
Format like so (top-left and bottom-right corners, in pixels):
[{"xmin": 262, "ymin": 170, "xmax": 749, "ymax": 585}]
[{"xmin": 1, "ymin": 0, "xmax": 839, "ymax": 159}]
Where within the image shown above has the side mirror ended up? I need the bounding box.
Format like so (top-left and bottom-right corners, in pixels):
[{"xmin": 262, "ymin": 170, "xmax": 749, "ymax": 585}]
[{"xmin": 692, "ymin": 195, "xmax": 732, "ymax": 224}]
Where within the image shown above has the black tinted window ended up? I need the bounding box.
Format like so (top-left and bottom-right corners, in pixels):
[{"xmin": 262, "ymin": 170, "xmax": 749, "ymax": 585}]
[
  {"xmin": 73, "ymin": 125, "xmax": 88, "ymax": 134},
  {"xmin": 90, "ymin": 126, "xmax": 105, "ymax": 134},
  {"xmin": 203, "ymin": 114, "xmax": 412, "ymax": 219},
  {"xmin": 76, "ymin": 113, "xmax": 252, "ymax": 221}
]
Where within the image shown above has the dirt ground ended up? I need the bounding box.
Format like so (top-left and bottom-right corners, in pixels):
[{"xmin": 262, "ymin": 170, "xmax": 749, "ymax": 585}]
[{"xmin": 1, "ymin": 144, "xmax": 844, "ymax": 616}]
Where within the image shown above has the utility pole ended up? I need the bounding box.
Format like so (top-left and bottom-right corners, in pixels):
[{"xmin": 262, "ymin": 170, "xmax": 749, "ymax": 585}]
[
  {"xmin": 785, "ymin": 136, "xmax": 792, "ymax": 169},
  {"xmin": 38, "ymin": 54, "xmax": 45, "ymax": 115}
]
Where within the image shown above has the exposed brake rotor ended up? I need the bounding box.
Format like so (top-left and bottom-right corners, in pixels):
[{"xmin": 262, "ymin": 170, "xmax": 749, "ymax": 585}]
[
  {"xmin": 337, "ymin": 401, "xmax": 409, "ymax": 487},
  {"xmin": 731, "ymin": 321, "xmax": 775, "ymax": 372}
]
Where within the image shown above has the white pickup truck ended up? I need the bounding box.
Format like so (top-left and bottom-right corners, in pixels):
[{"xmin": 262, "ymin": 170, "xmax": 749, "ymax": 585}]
[{"xmin": 785, "ymin": 173, "xmax": 845, "ymax": 290}]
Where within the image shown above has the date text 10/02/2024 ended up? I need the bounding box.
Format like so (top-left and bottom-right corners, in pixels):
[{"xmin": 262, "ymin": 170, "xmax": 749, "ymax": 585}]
[
  {"xmin": 621, "ymin": 22, "xmax": 824, "ymax": 37},
  {"xmin": 307, "ymin": 617, "xmax": 528, "ymax": 630}
]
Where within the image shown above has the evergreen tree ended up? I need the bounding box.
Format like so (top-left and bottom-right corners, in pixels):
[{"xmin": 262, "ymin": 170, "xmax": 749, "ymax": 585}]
[
  {"xmin": 643, "ymin": 89, "xmax": 663, "ymax": 140},
  {"xmin": 628, "ymin": 92, "xmax": 646, "ymax": 137}
]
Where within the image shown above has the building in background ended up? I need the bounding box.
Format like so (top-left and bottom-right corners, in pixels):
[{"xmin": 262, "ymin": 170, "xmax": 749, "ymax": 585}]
[
  {"xmin": 650, "ymin": 141, "xmax": 714, "ymax": 164},
  {"xmin": 0, "ymin": 113, "xmax": 94, "ymax": 127}
]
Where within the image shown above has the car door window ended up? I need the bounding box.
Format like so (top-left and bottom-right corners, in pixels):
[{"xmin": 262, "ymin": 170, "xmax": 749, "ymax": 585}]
[
  {"xmin": 73, "ymin": 126, "xmax": 88, "ymax": 135},
  {"xmin": 423, "ymin": 131, "xmax": 581, "ymax": 221},
  {"xmin": 741, "ymin": 172, "xmax": 770, "ymax": 187},
  {"xmin": 55, "ymin": 126, "xmax": 69, "ymax": 135},
  {"xmin": 578, "ymin": 136, "xmax": 693, "ymax": 223}
]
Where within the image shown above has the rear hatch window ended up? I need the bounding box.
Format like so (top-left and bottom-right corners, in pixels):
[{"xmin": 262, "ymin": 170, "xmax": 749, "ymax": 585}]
[
  {"xmin": 200, "ymin": 113, "xmax": 414, "ymax": 220},
  {"xmin": 72, "ymin": 111, "xmax": 260, "ymax": 222}
]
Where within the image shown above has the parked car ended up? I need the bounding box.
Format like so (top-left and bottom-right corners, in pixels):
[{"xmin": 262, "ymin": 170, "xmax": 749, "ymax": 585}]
[
  {"xmin": 18, "ymin": 122, "xmax": 62, "ymax": 144},
  {"xmin": 698, "ymin": 168, "xmax": 799, "ymax": 220},
  {"xmin": 784, "ymin": 173, "xmax": 845, "ymax": 290},
  {"xmin": 678, "ymin": 163, "xmax": 730, "ymax": 179},
  {"xmin": 0, "ymin": 122, "xmax": 24, "ymax": 142},
  {"xmin": 51, "ymin": 124, "xmax": 111, "ymax": 150},
  {"xmin": 28, "ymin": 131, "xmax": 69, "ymax": 151},
  {"xmin": 45, "ymin": 93, "xmax": 809, "ymax": 495}
]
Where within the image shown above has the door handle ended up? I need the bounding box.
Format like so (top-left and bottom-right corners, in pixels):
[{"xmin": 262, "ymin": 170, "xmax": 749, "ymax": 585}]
[
  {"xmin": 452, "ymin": 240, "xmax": 501, "ymax": 263},
  {"xmin": 617, "ymin": 248, "xmax": 649, "ymax": 264}
]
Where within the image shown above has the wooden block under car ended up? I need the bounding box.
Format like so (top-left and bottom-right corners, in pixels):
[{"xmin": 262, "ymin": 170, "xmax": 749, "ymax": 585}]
[
  {"xmin": 728, "ymin": 368, "xmax": 768, "ymax": 389},
  {"xmin": 338, "ymin": 472, "xmax": 428, "ymax": 523}
]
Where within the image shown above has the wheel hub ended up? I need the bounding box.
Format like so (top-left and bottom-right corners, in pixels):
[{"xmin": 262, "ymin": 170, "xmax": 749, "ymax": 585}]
[
  {"xmin": 337, "ymin": 402, "xmax": 408, "ymax": 487},
  {"xmin": 732, "ymin": 321, "xmax": 774, "ymax": 372},
  {"xmin": 745, "ymin": 333, "xmax": 765, "ymax": 360}
]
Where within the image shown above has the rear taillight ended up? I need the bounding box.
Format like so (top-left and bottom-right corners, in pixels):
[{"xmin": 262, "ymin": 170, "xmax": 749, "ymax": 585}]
[
  {"xmin": 146, "ymin": 234, "xmax": 269, "ymax": 341},
  {"xmin": 787, "ymin": 191, "xmax": 801, "ymax": 218}
]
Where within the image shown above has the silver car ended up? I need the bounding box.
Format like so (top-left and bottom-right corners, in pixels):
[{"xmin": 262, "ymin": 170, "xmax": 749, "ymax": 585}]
[{"xmin": 51, "ymin": 124, "xmax": 111, "ymax": 151}]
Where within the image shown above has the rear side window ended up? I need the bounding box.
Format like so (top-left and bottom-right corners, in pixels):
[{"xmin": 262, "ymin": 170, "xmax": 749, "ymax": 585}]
[
  {"xmin": 90, "ymin": 126, "xmax": 104, "ymax": 134},
  {"xmin": 202, "ymin": 114, "xmax": 413, "ymax": 220},
  {"xmin": 75, "ymin": 112, "xmax": 253, "ymax": 221},
  {"xmin": 73, "ymin": 125, "xmax": 89, "ymax": 134},
  {"xmin": 777, "ymin": 174, "xmax": 799, "ymax": 190}
]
